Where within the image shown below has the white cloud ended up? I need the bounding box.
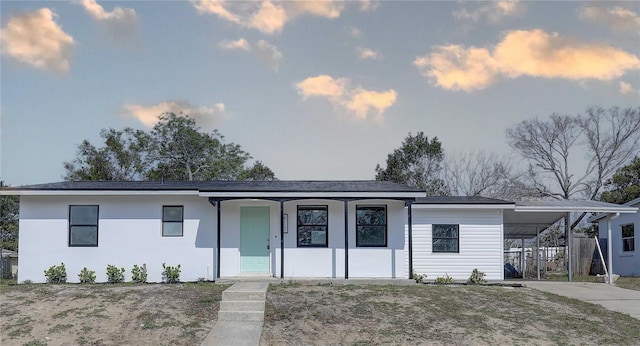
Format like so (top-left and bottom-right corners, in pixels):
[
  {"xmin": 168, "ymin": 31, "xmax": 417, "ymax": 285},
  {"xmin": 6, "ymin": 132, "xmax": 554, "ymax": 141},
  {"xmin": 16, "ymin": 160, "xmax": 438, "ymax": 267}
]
[
  {"xmin": 124, "ymin": 100, "xmax": 226, "ymax": 128},
  {"xmin": 217, "ymin": 38, "xmax": 281, "ymax": 69},
  {"xmin": 218, "ymin": 38, "xmax": 251, "ymax": 51},
  {"xmin": 348, "ymin": 27, "xmax": 361, "ymax": 37},
  {"xmin": 580, "ymin": 6, "xmax": 640, "ymax": 33},
  {"xmin": 295, "ymin": 74, "xmax": 397, "ymax": 120},
  {"xmin": 453, "ymin": 1, "xmax": 523, "ymax": 24},
  {"xmin": 619, "ymin": 81, "xmax": 639, "ymax": 95},
  {"xmin": 358, "ymin": 0, "xmax": 380, "ymax": 12},
  {"xmin": 357, "ymin": 47, "xmax": 379, "ymax": 60},
  {"xmin": 415, "ymin": 29, "xmax": 640, "ymax": 92},
  {"xmin": 0, "ymin": 8, "xmax": 74, "ymax": 73},
  {"xmin": 80, "ymin": 0, "xmax": 138, "ymax": 45},
  {"xmin": 192, "ymin": 0, "xmax": 365, "ymax": 34}
]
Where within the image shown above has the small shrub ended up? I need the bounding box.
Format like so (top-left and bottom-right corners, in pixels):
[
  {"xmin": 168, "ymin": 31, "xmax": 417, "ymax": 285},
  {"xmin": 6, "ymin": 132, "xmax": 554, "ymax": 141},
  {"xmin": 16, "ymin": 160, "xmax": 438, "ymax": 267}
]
[
  {"xmin": 413, "ymin": 272, "xmax": 426, "ymax": 283},
  {"xmin": 197, "ymin": 277, "xmax": 207, "ymax": 283},
  {"xmin": 131, "ymin": 264, "xmax": 148, "ymax": 283},
  {"xmin": 44, "ymin": 263, "xmax": 67, "ymax": 284},
  {"xmin": 106, "ymin": 265, "xmax": 125, "ymax": 283},
  {"xmin": 434, "ymin": 274, "xmax": 454, "ymax": 284},
  {"xmin": 467, "ymin": 268, "xmax": 487, "ymax": 284},
  {"xmin": 161, "ymin": 263, "xmax": 181, "ymax": 283},
  {"xmin": 22, "ymin": 279, "xmax": 33, "ymax": 284},
  {"xmin": 78, "ymin": 267, "xmax": 96, "ymax": 284}
]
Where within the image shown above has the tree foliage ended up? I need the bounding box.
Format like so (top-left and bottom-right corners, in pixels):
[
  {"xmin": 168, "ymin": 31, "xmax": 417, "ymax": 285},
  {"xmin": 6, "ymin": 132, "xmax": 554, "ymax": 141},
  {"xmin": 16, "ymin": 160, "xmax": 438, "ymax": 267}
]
[
  {"xmin": 375, "ymin": 132, "xmax": 447, "ymax": 195},
  {"xmin": 0, "ymin": 180, "xmax": 19, "ymax": 251},
  {"xmin": 599, "ymin": 157, "xmax": 640, "ymax": 204},
  {"xmin": 64, "ymin": 113, "xmax": 276, "ymax": 181}
]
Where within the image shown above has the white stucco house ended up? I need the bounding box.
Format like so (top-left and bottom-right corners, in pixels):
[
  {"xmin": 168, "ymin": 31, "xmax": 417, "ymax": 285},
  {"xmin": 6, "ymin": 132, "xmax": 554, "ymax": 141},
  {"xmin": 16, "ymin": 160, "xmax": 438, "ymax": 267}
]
[
  {"xmin": 589, "ymin": 197, "xmax": 640, "ymax": 276},
  {"xmin": 2, "ymin": 181, "xmax": 636, "ymax": 283}
]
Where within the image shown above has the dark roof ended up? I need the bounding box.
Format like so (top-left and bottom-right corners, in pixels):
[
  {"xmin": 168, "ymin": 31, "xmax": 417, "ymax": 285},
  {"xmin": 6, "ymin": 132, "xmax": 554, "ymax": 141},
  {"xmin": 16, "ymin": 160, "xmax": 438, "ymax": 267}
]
[
  {"xmin": 6, "ymin": 180, "xmax": 422, "ymax": 193},
  {"xmin": 415, "ymin": 196, "xmax": 513, "ymax": 204}
]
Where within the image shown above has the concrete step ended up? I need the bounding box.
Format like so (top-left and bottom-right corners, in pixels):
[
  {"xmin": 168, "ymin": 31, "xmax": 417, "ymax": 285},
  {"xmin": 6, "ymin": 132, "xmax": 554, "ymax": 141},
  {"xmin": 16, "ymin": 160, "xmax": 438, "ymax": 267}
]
[
  {"xmin": 222, "ymin": 290, "xmax": 266, "ymax": 302},
  {"xmin": 217, "ymin": 310, "xmax": 264, "ymax": 322},
  {"xmin": 220, "ymin": 300, "xmax": 265, "ymax": 312}
]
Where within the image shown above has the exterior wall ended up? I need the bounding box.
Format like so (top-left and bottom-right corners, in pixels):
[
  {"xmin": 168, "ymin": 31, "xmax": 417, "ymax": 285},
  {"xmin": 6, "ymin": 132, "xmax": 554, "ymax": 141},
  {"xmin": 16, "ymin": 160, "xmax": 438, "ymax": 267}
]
[
  {"xmin": 18, "ymin": 195, "xmax": 215, "ymax": 283},
  {"xmin": 221, "ymin": 199, "xmax": 407, "ymax": 279},
  {"xmin": 597, "ymin": 207, "xmax": 640, "ymax": 276},
  {"xmin": 409, "ymin": 208, "xmax": 504, "ymax": 281}
]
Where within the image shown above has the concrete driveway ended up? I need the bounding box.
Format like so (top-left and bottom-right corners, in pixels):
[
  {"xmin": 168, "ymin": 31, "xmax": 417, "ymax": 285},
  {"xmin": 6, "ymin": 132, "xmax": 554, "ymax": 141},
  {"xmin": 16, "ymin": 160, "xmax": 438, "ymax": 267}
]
[{"xmin": 521, "ymin": 281, "xmax": 640, "ymax": 320}]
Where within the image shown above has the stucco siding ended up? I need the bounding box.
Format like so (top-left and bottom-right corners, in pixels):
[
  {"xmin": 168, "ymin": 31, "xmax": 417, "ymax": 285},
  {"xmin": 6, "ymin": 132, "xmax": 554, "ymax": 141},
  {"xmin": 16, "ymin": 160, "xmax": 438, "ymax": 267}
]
[
  {"xmin": 597, "ymin": 209, "xmax": 640, "ymax": 276},
  {"xmin": 18, "ymin": 196, "xmax": 215, "ymax": 283},
  {"xmin": 409, "ymin": 208, "xmax": 504, "ymax": 281}
]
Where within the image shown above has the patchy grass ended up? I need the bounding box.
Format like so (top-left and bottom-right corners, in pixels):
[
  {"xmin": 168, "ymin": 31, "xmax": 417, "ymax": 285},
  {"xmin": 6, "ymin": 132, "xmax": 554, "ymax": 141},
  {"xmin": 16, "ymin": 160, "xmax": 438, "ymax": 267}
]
[
  {"xmin": 262, "ymin": 282, "xmax": 640, "ymax": 345},
  {"xmin": 545, "ymin": 273, "xmax": 599, "ymax": 282},
  {"xmin": 0, "ymin": 283, "xmax": 229, "ymax": 345},
  {"xmin": 616, "ymin": 276, "xmax": 640, "ymax": 291}
]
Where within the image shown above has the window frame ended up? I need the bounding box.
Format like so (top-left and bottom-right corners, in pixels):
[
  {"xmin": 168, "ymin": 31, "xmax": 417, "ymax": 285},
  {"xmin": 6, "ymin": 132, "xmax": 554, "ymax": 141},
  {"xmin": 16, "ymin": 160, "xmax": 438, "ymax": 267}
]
[
  {"xmin": 621, "ymin": 223, "xmax": 635, "ymax": 252},
  {"xmin": 162, "ymin": 205, "xmax": 184, "ymax": 237},
  {"xmin": 355, "ymin": 205, "xmax": 388, "ymax": 248},
  {"xmin": 432, "ymin": 224, "xmax": 460, "ymax": 253},
  {"xmin": 68, "ymin": 205, "xmax": 99, "ymax": 247},
  {"xmin": 296, "ymin": 205, "xmax": 329, "ymax": 248}
]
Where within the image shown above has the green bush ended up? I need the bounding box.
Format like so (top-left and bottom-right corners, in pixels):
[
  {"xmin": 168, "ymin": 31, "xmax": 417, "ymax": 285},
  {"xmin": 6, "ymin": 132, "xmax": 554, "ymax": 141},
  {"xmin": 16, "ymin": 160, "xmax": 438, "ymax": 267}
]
[
  {"xmin": 106, "ymin": 265, "xmax": 125, "ymax": 283},
  {"xmin": 44, "ymin": 263, "xmax": 67, "ymax": 284},
  {"xmin": 78, "ymin": 267, "xmax": 96, "ymax": 284},
  {"xmin": 161, "ymin": 263, "xmax": 181, "ymax": 283},
  {"xmin": 467, "ymin": 268, "xmax": 487, "ymax": 284},
  {"xmin": 434, "ymin": 274, "xmax": 454, "ymax": 284},
  {"xmin": 131, "ymin": 264, "xmax": 148, "ymax": 283},
  {"xmin": 413, "ymin": 272, "xmax": 426, "ymax": 283}
]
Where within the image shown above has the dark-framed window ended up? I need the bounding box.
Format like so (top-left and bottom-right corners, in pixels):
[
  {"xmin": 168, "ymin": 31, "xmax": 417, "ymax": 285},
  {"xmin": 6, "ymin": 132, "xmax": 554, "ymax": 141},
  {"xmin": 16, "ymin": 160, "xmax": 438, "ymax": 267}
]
[
  {"xmin": 356, "ymin": 205, "xmax": 387, "ymax": 247},
  {"xmin": 163, "ymin": 206, "xmax": 184, "ymax": 237},
  {"xmin": 433, "ymin": 224, "xmax": 459, "ymax": 253},
  {"xmin": 297, "ymin": 206, "xmax": 328, "ymax": 247},
  {"xmin": 622, "ymin": 224, "xmax": 635, "ymax": 252},
  {"xmin": 69, "ymin": 205, "xmax": 99, "ymax": 247}
]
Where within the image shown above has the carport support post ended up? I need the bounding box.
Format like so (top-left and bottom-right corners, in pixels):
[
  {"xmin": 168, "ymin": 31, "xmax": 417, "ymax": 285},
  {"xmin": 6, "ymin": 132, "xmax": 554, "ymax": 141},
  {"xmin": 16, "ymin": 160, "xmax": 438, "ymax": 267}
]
[
  {"xmin": 216, "ymin": 201, "xmax": 221, "ymax": 279},
  {"xmin": 344, "ymin": 200, "xmax": 349, "ymax": 279},
  {"xmin": 407, "ymin": 202, "xmax": 413, "ymax": 280},
  {"xmin": 536, "ymin": 226, "xmax": 540, "ymax": 281},
  {"xmin": 521, "ymin": 236, "xmax": 525, "ymax": 279},
  {"xmin": 606, "ymin": 214, "xmax": 613, "ymax": 285},
  {"xmin": 567, "ymin": 212, "xmax": 573, "ymax": 282},
  {"xmin": 280, "ymin": 201, "xmax": 284, "ymax": 279}
]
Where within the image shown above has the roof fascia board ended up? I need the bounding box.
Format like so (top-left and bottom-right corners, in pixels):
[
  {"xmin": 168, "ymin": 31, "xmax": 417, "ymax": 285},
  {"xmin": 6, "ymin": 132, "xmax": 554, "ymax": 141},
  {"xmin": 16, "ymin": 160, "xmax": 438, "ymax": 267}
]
[
  {"xmin": 515, "ymin": 206, "xmax": 638, "ymax": 213},
  {"xmin": 198, "ymin": 191, "xmax": 424, "ymax": 198},
  {"xmin": 412, "ymin": 204, "xmax": 515, "ymax": 210},
  {"xmin": 4, "ymin": 190, "xmax": 200, "ymax": 196}
]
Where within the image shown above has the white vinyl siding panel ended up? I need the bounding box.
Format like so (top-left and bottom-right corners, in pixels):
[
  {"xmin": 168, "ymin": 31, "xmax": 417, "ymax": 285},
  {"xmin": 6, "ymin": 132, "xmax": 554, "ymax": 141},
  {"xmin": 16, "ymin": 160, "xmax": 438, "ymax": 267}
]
[{"xmin": 408, "ymin": 209, "xmax": 504, "ymax": 281}]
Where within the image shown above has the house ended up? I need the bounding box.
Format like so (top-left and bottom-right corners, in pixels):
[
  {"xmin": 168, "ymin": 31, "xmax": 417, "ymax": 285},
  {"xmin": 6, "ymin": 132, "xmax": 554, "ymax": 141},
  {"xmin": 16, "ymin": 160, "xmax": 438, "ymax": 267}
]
[
  {"xmin": 2, "ymin": 181, "xmax": 636, "ymax": 283},
  {"xmin": 589, "ymin": 197, "xmax": 640, "ymax": 276}
]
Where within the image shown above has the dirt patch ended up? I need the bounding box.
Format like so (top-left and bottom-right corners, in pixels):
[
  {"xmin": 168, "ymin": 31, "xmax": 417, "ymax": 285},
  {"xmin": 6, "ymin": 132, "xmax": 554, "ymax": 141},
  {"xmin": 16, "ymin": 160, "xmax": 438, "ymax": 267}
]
[
  {"xmin": 0, "ymin": 282, "xmax": 228, "ymax": 346},
  {"xmin": 261, "ymin": 282, "xmax": 640, "ymax": 345}
]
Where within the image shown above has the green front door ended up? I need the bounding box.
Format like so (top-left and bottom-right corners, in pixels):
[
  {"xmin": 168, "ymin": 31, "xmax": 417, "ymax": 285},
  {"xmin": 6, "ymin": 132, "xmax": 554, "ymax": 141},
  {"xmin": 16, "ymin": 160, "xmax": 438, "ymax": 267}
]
[{"xmin": 240, "ymin": 207, "xmax": 270, "ymax": 273}]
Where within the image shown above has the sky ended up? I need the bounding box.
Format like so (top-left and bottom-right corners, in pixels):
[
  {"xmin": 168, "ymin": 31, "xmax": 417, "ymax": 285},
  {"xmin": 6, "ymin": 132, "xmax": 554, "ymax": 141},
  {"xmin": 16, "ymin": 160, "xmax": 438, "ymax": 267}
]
[{"xmin": 1, "ymin": 0, "xmax": 639, "ymax": 186}]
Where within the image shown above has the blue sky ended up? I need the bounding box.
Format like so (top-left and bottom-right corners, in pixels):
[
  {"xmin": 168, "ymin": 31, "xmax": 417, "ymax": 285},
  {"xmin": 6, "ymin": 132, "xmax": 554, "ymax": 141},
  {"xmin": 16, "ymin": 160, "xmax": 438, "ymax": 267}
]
[{"xmin": 1, "ymin": 1, "xmax": 639, "ymax": 185}]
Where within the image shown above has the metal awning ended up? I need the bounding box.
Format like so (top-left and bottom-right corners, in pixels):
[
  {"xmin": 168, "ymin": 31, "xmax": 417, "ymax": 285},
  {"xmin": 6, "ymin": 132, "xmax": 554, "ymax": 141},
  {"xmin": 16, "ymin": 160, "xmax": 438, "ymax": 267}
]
[{"xmin": 503, "ymin": 199, "xmax": 638, "ymax": 237}]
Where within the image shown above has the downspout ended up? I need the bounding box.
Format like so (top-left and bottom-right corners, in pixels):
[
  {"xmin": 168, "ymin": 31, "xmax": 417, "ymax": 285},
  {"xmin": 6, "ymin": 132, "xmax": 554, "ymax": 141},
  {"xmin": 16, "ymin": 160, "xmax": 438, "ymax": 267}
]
[{"xmin": 607, "ymin": 213, "xmax": 620, "ymax": 285}]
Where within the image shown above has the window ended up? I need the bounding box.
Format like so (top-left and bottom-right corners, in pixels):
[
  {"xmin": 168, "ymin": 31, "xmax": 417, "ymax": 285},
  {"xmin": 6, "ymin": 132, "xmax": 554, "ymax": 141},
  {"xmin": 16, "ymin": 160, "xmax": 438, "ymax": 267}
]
[
  {"xmin": 356, "ymin": 205, "xmax": 387, "ymax": 247},
  {"xmin": 622, "ymin": 224, "xmax": 635, "ymax": 252},
  {"xmin": 433, "ymin": 224, "xmax": 459, "ymax": 253},
  {"xmin": 163, "ymin": 206, "xmax": 184, "ymax": 237},
  {"xmin": 69, "ymin": 205, "xmax": 99, "ymax": 247},
  {"xmin": 297, "ymin": 206, "xmax": 328, "ymax": 247}
]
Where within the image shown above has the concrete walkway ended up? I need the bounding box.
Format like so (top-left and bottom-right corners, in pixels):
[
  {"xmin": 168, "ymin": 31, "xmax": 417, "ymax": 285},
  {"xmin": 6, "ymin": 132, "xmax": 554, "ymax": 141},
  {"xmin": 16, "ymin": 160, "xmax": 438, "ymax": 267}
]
[
  {"xmin": 201, "ymin": 281, "xmax": 269, "ymax": 346},
  {"xmin": 522, "ymin": 281, "xmax": 640, "ymax": 320}
]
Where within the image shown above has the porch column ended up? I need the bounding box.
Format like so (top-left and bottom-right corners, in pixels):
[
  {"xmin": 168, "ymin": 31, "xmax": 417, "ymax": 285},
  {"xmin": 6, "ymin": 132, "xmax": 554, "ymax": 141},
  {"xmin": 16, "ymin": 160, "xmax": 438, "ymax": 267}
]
[
  {"xmin": 606, "ymin": 214, "xmax": 613, "ymax": 285},
  {"xmin": 521, "ymin": 235, "xmax": 525, "ymax": 279},
  {"xmin": 217, "ymin": 201, "xmax": 221, "ymax": 279},
  {"xmin": 344, "ymin": 200, "xmax": 349, "ymax": 279},
  {"xmin": 280, "ymin": 200, "xmax": 285, "ymax": 279},
  {"xmin": 567, "ymin": 212, "xmax": 573, "ymax": 281},
  {"xmin": 536, "ymin": 225, "xmax": 540, "ymax": 281},
  {"xmin": 407, "ymin": 202, "xmax": 413, "ymax": 280}
]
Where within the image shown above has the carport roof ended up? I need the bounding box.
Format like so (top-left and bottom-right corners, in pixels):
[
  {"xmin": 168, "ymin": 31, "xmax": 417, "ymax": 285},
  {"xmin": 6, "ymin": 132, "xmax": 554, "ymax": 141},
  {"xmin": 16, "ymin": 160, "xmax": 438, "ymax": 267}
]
[{"xmin": 504, "ymin": 199, "xmax": 638, "ymax": 237}]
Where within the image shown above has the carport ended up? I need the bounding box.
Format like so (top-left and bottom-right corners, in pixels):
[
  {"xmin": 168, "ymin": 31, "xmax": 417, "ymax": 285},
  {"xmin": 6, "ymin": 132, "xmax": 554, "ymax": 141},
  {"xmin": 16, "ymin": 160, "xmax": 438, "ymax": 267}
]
[{"xmin": 503, "ymin": 200, "xmax": 638, "ymax": 283}]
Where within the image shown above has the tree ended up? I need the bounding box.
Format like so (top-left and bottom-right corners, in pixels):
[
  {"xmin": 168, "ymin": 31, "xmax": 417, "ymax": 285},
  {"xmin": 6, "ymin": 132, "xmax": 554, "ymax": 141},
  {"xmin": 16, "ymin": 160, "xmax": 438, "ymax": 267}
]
[
  {"xmin": 443, "ymin": 151, "xmax": 522, "ymax": 199},
  {"xmin": 0, "ymin": 181, "xmax": 19, "ymax": 251},
  {"xmin": 63, "ymin": 112, "xmax": 276, "ymax": 181},
  {"xmin": 506, "ymin": 106, "xmax": 640, "ymax": 228},
  {"xmin": 600, "ymin": 156, "xmax": 640, "ymax": 204},
  {"xmin": 375, "ymin": 132, "xmax": 448, "ymax": 195},
  {"xmin": 64, "ymin": 128, "xmax": 151, "ymax": 181}
]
